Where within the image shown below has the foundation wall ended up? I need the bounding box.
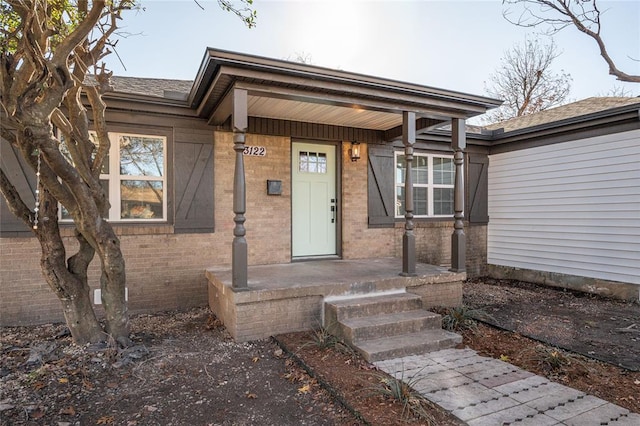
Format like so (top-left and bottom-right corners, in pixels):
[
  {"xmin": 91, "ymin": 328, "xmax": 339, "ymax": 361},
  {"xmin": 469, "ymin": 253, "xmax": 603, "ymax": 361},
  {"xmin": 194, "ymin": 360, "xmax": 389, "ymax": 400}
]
[
  {"xmin": 207, "ymin": 262, "xmax": 464, "ymax": 342},
  {"xmin": 487, "ymin": 265, "xmax": 640, "ymax": 302}
]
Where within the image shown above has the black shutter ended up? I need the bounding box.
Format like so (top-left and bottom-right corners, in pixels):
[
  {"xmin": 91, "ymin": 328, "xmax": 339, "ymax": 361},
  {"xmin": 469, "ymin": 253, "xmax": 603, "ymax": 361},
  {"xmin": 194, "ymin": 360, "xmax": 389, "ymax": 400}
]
[
  {"xmin": 174, "ymin": 142, "xmax": 214, "ymax": 233},
  {"xmin": 1, "ymin": 137, "xmax": 36, "ymax": 236},
  {"xmin": 368, "ymin": 146, "xmax": 395, "ymax": 227},
  {"xmin": 467, "ymin": 154, "xmax": 489, "ymax": 224}
]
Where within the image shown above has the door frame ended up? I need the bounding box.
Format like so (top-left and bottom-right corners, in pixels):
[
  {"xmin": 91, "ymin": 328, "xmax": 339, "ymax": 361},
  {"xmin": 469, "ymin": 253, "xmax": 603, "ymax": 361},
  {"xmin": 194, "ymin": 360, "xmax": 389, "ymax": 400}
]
[{"xmin": 291, "ymin": 139, "xmax": 342, "ymax": 260}]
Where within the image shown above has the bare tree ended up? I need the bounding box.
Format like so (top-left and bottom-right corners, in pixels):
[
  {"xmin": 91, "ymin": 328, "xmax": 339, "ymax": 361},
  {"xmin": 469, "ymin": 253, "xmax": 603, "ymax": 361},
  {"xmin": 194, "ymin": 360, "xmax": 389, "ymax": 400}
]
[
  {"xmin": 484, "ymin": 37, "xmax": 572, "ymax": 122},
  {"xmin": 503, "ymin": 0, "xmax": 640, "ymax": 83},
  {"xmin": 0, "ymin": 0, "xmax": 255, "ymax": 345},
  {"xmin": 600, "ymin": 85, "xmax": 634, "ymax": 97},
  {"xmin": 288, "ymin": 51, "xmax": 313, "ymax": 64}
]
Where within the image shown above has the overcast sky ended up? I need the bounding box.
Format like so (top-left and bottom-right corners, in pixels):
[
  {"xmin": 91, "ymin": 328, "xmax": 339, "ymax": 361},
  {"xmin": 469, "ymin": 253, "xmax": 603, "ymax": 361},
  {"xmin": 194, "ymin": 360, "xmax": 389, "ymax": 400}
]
[{"xmin": 109, "ymin": 0, "xmax": 639, "ymax": 105}]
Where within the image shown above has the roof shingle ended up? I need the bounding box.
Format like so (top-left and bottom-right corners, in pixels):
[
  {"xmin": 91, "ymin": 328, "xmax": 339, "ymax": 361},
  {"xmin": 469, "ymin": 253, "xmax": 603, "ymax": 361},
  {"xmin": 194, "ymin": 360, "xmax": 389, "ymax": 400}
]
[
  {"xmin": 485, "ymin": 97, "xmax": 640, "ymax": 132},
  {"xmin": 109, "ymin": 76, "xmax": 193, "ymax": 99}
]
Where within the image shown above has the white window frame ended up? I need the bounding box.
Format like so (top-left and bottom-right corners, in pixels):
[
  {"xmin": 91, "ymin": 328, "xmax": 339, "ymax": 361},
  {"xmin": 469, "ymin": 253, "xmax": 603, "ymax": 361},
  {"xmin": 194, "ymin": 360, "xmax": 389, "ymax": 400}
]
[
  {"xmin": 394, "ymin": 151, "xmax": 454, "ymax": 218},
  {"xmin": 59, "ymin": 132, "xmax": 167, "ymax": 222}
]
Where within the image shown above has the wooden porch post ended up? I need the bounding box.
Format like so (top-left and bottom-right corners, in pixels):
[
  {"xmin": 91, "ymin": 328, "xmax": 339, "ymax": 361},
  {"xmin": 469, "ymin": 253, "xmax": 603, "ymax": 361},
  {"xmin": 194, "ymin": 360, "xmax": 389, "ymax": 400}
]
[
  {"xmin": 232, "ymin": 89, "xmax": 249, "ymax": 289},
  {"xmin": 401, "ymin": 111, "xmax": 417, "ymax": 276},
  {"xmin": 451, "ymin": 118, "xmax": 466, "ymax": 272}
]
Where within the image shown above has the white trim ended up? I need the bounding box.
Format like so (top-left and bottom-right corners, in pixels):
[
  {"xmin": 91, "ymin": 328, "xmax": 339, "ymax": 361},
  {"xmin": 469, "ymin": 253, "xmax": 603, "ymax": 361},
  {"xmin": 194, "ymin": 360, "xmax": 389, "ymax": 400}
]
[
  {"xmin": 394, "ymin": 151, "xmax": 454, "ymax": 218},
  {"xmin": 59, "ymin": 132, "xmax": 167, "ymax": 223}
]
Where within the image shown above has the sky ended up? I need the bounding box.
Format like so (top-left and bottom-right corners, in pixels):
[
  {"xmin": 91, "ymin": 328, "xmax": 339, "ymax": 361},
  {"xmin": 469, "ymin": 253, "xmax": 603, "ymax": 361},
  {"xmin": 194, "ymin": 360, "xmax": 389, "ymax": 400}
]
[{"xmin": 108, "ymin": 0, "xmax": 640, "ymax": 110}]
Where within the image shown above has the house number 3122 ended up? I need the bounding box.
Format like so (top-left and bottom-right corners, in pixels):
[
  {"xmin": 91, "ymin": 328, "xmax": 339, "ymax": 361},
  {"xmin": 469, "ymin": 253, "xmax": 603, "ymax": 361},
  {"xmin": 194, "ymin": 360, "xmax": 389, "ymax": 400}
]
[{"xmin": 243, "ymin": 146, "xmax": 266, "ymax": 156}]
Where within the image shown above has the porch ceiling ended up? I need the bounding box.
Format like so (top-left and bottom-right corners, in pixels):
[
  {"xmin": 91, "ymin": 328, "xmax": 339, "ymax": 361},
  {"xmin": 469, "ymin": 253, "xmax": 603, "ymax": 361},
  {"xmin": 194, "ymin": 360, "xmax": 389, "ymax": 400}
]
[
  {"xmin": 189, "ymin": 48, "xmax": 502, "ymax": 133},
  {"xmin": 248, "ymin": 96, "xmax": 401, "ymax": 130}
]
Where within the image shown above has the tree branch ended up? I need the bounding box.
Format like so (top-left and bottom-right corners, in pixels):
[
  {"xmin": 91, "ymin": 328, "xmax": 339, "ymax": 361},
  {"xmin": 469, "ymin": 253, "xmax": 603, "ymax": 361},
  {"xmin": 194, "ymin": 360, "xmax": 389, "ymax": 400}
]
[
  {"xmin": 0, "ymin": 167, "xmax": 35, "ymax": 230},
  {"xmin": 502, "ymin": 0, "xmax": 640, "ymax": 83}
]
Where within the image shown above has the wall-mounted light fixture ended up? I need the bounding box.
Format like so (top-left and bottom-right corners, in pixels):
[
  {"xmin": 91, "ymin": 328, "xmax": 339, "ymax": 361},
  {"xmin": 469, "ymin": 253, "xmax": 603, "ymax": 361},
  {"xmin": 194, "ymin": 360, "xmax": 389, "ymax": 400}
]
[{"xmin": 349, "ymin": 141, "xmax": 361, "ymax": 162}]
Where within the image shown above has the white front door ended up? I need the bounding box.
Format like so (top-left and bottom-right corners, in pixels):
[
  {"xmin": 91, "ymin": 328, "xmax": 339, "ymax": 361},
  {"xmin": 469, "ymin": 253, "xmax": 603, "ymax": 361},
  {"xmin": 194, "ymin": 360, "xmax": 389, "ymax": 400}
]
[{"xmin": 292, "ymin": 142, "xmax": 337, "ymax": 257}]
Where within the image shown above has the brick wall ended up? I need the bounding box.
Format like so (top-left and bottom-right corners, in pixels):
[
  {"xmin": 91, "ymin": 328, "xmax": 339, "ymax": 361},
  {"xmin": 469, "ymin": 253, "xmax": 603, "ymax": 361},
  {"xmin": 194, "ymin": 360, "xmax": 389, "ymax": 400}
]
[
  {"xmin": 340, "ymin": 143, "xmax": 486, "ymax": 275},
  {"xmin": 0, "ymin": 131, "xmax": 292, "ymax": 326},
  {"xmin": 0, "ymin": 233, "xmax": 224, "ymax": 326},
  {"xmin": 244, "ymin": 134, "xmax": 291, "ymax": 265},
  {"xmin": 466, "ymin": 224, "xmax": 487, "ymax": 277}
]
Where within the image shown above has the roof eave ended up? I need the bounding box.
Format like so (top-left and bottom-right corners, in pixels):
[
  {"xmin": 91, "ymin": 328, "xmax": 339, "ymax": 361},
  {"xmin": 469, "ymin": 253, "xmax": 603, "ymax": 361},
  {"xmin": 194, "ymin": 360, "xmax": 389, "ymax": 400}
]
[
  {"xmin": 489, "ymin": 104, "xmax": 640, "ymax": 145},
  {"xmin": 190, "ymin": 48, "xmax": 502, "ymax": 120}
]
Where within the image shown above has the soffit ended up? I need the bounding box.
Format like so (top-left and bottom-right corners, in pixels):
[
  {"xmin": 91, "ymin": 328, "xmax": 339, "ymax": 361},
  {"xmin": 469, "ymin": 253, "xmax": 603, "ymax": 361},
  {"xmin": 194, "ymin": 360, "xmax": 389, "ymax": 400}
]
[{"xmin": 248, "ymin": 96, "xmax": 401, "ymax": 130}]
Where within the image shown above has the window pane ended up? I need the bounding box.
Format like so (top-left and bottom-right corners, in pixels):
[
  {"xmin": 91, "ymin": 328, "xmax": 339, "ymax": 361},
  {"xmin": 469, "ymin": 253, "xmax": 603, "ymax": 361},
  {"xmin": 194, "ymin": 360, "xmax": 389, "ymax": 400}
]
[
  {"xmin": 318, "ymin": 153, "xmax": 327, "ymax": 173},
  {"xmin": 299, "ymin": 152, "xmax": 327, "ymax": 174},
  {"xmin": 412, "ymin": 156, "xmax": 429, "ymax": 185},
  {"xmin": 299, "ymin": 152, "xmax": 308, "ymax": 172},
  {"xmin": 396, "ymin": 186, "xmax": 428, "ymax": 216},
  {"xmin": 120, "ymin": 136, "xmax": 164, "ymax": 177},
  {"xmin": 434, "ymin": 157, "xmax": 454, "ymax": 185},
  {"xmin": 120, "ymin": 180, "xmax": 163, "ymax": 219},
  {"xmin": 396, "ymin": 155, "xmax": 405, "ymax": 184},
  {"xmin": 413, "ymin": 187, "xmax": 428, "ymax": 216},
  {"xmin": 395, "ymin": 186, "xmax": 405, "ymax": 217},
  {"xmin": 434, "ymin": 188, "xmax": 454, "ymax": 215},
  {"xmin": 308, "ymin": 154, "xmax": 317, "ymax": 173}
]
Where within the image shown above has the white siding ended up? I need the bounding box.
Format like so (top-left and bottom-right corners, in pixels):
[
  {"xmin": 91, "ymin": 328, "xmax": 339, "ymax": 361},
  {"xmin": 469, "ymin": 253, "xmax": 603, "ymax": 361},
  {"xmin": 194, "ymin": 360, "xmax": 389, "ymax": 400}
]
[{"xmin": 488, "ymin": 129, "xmax": 640, "ymax": 285}]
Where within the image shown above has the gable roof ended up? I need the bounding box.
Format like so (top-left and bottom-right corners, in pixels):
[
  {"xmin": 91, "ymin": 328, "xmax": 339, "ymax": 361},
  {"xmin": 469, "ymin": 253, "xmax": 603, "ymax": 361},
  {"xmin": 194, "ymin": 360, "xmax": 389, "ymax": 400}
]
[{"xmin": 485, "ymin": 97, "xmax": 640, "ymax": 133}]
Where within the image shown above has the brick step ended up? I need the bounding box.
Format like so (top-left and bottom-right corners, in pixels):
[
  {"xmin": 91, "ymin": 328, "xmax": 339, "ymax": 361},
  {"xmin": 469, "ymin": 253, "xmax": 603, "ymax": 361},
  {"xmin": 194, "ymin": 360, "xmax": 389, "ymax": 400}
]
[
  {"xmin": 355, "ymin": 330, "xmax": 463, "ymax": 362},
  {"xmin": 325, "ymin": 292, "xmax": 422, "ymax": 324},
  {"xmin": 338, "ymin": 310, "xmax": 442, "ymax": 343}
]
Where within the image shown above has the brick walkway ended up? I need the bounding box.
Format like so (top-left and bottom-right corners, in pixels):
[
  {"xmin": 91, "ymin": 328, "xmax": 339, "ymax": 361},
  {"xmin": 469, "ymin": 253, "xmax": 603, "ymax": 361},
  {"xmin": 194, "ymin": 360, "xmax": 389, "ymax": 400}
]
[{"xmin": 375, "ymin": 348, "xmax": 640, "ymax": 426}]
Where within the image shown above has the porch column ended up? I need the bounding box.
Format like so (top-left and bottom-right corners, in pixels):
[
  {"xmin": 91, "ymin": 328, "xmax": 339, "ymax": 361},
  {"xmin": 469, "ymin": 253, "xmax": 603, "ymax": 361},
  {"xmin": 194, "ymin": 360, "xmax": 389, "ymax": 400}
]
[
  {"xmin": 232, "ymin": 89, "xmax": 249, "ymax": 290},
  {"xmin": 451, "ymin": 118, "xmax": 466, "ymax": 272},
  {"xmin": 401, "ymin": 111, "xmax": 417, "ymax": 276}
]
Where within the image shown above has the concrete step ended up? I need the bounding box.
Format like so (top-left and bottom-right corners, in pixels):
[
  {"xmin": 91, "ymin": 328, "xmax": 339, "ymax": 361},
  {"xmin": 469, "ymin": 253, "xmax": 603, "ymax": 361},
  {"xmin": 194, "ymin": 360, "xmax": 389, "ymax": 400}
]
[
  {"xmin": 355, "ymin": 329, "xmax": 463, "ymax": 362},
  {"xmin": 338, "ymin": 309, "xmax": 442, "ymax": 343},
  {"xmin": 325, "ymin": 292, "xmax": 422, "ymax": 325}
]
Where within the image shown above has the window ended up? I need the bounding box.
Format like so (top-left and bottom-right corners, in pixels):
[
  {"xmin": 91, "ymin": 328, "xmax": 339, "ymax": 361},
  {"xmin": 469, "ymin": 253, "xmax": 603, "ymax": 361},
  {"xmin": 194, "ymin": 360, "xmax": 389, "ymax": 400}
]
[
  {"xmin": 60, "ymin": 132, "xmax": 167, "ymax": 222},
  {"xmin": 299, "ymin": 151, "xmax": 327, "ymax": 173},
  {"xmin": 394, "ymin": 152, "xmax": 454, "ymax": 218}
]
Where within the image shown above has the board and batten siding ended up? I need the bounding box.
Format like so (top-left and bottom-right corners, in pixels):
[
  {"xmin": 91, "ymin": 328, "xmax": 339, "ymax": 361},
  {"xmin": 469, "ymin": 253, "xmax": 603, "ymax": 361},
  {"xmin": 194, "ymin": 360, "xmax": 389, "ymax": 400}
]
[{"xmin": 487, "ymin": 129, "xmax": 640, "ymax": 285}]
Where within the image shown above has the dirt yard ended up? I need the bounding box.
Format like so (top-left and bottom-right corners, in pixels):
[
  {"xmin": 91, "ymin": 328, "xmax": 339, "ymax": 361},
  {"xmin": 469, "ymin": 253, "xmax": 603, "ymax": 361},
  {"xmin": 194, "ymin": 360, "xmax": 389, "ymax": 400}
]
[
  {"xmin": 463, "ymin": 278, "xmax": 640, "ymax": 371},
  {"xmin": 1, "ymin": 278, "xmax": 638, "ymax": 425},
  {"xmin": 0, "ymin": 309, "xmax": 355, "ymax": 425}
]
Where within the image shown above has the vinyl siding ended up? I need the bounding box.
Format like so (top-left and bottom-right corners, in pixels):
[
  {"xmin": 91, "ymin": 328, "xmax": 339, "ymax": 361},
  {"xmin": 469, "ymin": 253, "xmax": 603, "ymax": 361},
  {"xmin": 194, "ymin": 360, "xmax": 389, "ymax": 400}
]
[{"xmin": 488, "ymin": 129, "xmax": 640, "ymax": 285}]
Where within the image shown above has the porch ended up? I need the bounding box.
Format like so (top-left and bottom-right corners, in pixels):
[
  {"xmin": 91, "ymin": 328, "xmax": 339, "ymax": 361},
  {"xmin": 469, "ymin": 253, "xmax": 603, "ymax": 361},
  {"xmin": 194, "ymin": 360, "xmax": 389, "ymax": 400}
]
[{"xmin": 206, "ymin": 257, "xmax": 465, "ymax": 342}]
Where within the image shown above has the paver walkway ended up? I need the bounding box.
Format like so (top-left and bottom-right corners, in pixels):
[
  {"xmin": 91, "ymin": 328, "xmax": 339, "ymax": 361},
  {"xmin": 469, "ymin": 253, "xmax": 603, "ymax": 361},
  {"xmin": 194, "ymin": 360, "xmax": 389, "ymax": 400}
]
[{"xmin": 375, "ymin": 348, "xmax": 640, "ymax": 425}]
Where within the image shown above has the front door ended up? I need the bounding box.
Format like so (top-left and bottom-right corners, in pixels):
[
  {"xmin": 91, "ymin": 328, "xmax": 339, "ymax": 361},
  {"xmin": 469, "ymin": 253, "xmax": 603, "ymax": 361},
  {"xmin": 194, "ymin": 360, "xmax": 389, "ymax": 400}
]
[{"xmin": 292, "ymin": 142, "xmax": 337, "ymax": 257}]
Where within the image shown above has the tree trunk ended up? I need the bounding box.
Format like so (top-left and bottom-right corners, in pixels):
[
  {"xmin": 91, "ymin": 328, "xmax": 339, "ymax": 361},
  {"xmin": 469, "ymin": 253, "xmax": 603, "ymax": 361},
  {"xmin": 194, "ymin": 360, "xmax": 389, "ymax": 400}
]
[
  {"xmin": 37, "ymin": 190, "xmax": 104, "ymax": 344},
  {"xmin": 59, "ymin": 287, "xmax": 104, "ymax": 344},
  {"xmin": 95, "ymin": 223, "xmax": 130, "ymax": 345}
]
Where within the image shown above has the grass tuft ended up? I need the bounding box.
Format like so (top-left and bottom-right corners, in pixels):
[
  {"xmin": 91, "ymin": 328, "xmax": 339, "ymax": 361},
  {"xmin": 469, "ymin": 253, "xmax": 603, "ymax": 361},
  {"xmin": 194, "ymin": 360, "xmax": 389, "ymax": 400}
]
[
  {"xmin": 441, "ymin": 305, "xmax": 494, "ymax": 332},
  {"xmin": 363, "ymin": 364, "xmax": 435, "ymax": 423}
]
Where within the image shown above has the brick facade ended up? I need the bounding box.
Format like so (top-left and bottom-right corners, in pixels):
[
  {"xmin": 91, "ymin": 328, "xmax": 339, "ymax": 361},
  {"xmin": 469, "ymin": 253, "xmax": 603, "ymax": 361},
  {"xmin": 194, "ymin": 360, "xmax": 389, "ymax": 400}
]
[
  {"xmin": 341, "ymin": 142, "xmax": 485, "ymax": 274},
  {"xmin": 0, "ymin": 131, "xmax": 293, "ymax": 326},
  {"xmin": 0, "ymin": 232, "xmax": 222, "ymax": 325},
  {"xmin": 1, "ymin": 137, "xmax": 486, "ymax": 326}
]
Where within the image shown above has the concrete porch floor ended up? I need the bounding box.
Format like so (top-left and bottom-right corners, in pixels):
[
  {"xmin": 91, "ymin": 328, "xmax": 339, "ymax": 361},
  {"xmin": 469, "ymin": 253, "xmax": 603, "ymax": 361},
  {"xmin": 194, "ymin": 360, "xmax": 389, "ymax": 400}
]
[{"xmin": 206, "ymin": 258, "xmax": 465, "ymax": 342}]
